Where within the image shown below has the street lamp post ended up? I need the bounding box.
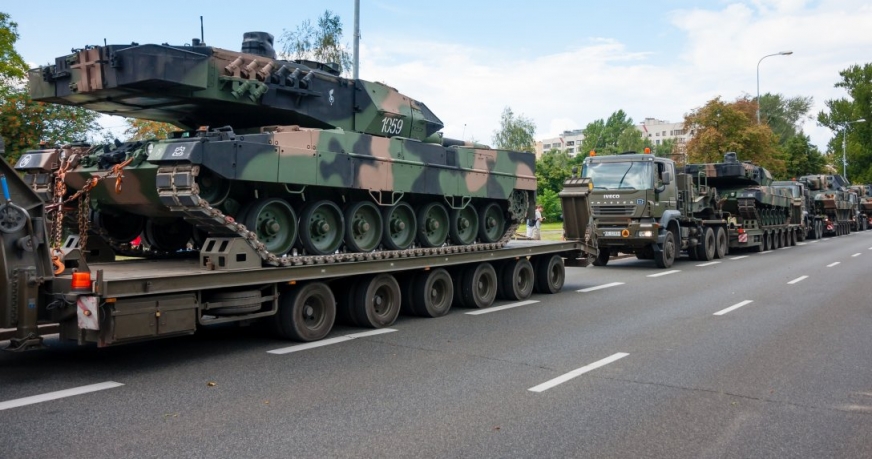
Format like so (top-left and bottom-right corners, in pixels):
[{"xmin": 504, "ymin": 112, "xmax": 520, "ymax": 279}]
[
  {"xmin": 756, "ymin": 51, "xmax": 793, "ymax": 124},
  {"xmin": 841, "ymin": 118, "xmax": 866, "ymax": 181}
]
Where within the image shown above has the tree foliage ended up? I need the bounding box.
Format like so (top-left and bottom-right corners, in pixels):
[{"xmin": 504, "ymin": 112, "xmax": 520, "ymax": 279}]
[
  {"xmin": 537, "ymin": 188, "xmax": 562, "ymax": 221},
  {"xmin": 0, "ymin": 12, "xmax": 27, "ymax": 93},
  {"xmin": 578, "ymin": 110, "xmax": 643, "ymax": 158},
  {"xmin": 124, "ymin": 119, "xmax": 180, "ymax": 141},
  {"xmin": 684, "ymin": 96, "xmax": 785, "ymax": 177},
  {"xmin": 817, "ymin": 63, "xmax": 872, "ymax": 183},
  {"xmin": 783, "ymin": 133, "xmax": 826, "ymax": 178},
  {"xmin": 279, "ymin": 10, "xmax": 352, "ymax": 75},
  {"xmin": 492, "ymin": 106, "xmax": 536, "ymax": 151},
  {"xmin": 535, "ymin": 148, "xmax": 571, "ymax": 195},
  {"xmin": 759, "ymin": 93, "xmax": 813, "ymax": 145}
]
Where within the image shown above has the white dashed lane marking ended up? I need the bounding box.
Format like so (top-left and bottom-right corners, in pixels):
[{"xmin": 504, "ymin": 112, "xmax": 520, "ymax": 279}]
[
  {"xmin": 730, "ymin": 256, "xmax": 749, "ymax": 260},
  {"xmin": 577, "ymin": 282, "xmax": 624, "ymax": 293},
  {"xmin": 0, "ymin": 382, "xmax": 124, "ymax": 411},
  {"xmin": 696, "ymin": 261, "xmax": 720, "ymax": 267},
  {"xmin": 787, "ymin": 275, "xmax": 808, "ymax": 285},
  {"xmin": 714, "ymin": 300, "xmax": 754, "ymax": 316},
  {"xmin": 647, "ymin": 270, "xmax": 680, "ymax": 278},
  {"xmin": 268, "ymin": 329, "xmax": 397, "ymax": 355},
  {"xmin": 528, "ymin": 353, "xmax": 629, "ymax": 393},
  {"xmin": 827, "ymin": 262, "xmax": 840, "ymax": 268},
  {"xmin": 466, "ymin": 300, "xmax": 539, "ymax": 315}
]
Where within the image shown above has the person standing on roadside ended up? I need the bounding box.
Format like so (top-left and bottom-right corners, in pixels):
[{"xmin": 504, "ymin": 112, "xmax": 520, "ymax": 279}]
[{"xmin": 532, "ymin": 205, "xmax": 544, "ymax": 240}]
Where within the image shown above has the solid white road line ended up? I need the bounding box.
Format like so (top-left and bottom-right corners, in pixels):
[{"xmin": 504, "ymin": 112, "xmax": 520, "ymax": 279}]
[
  {"xmin": 268, "ymin": 329, "xmax": 397, "ymax": 354},
  {"xmin": 577, "ymin": 282, "xmax": 625, "ymax": 293},
  {"xmin": 647, "ymin": 270, "xmax": 680, "ymax": 278},
  {"xmin": 696, "ymin": 261, "xmax": 721, "ymax": 267},
  {"xmin": 852, "ymin": 253, "xmax": 862, "ymax": 257},
  {"xmin": 730, "ymin": 255, "xmax": 749, "ymax": 260},
  {"xmin": 466, "ymin": 300, "xmax": 539, "ymax": 315},
  {"xmin": 787, "ymin": 275, "xmax": 809, "ymax": 285},
  {"xmin": 0, "ymin": 382, "xmax": 124, "ymax": 411},
  {"xmin": 714, "ymin": 300, "xmax": 754, "ymax": 316},
  {"xmin": 528, "ymin": 353, "xmax": 629, "ymax": 393},
  {"xmin": 827, "ymin": 262, "xmax": 840, "ymax": 268}
]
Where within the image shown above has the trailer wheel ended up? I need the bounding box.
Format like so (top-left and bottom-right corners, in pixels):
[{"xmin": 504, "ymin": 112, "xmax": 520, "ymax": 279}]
[
  {"xmin": 353, "ymin": 274, "xmax": 402, "ymax": 328},
  {"xmin": 654, "ymin": 231, "xmax": 675, "ymax": 269},
  {"xmin": 592, "ymin": 249, "xmax": 610, "ymax": 266},
  {"xmin": 274, "ymin": 282, "xmax": 336, "ymax": 342},
  {"xmin": 451, "ymin": 266, "xmax": 470, "ymax": 308},
  {"xmin": 333, "ymin": 278, "xmax": 361, "ymax": 326},
  {"xmin": 696, "ymin": 227, "xmax": 715, "ymax": 261},
  {"xmin": 459, "ymin": 262, "xmax": 498, "ymax": 308},
  {"xmin": 781, "ymin": 229, "xmax": 789, "ymax": 247},
  {"xmin": 534, "ymin": 254, "xmax": 565, "ymax": 294},
  {"xmin": 404, "ymin": 268, "xmax": 454, "ymax": 318},
  {"xmin": 499, "ymin": 258, "xmax": 534, "ymax": 301},
  {"xmin": 714, "ymin": 227, "xmax": 727, "ymax": 259}
]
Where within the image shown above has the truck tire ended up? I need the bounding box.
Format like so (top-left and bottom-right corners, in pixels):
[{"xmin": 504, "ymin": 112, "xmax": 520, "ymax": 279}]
[
  {"xmin": 499, "ymin": 258, "xmax": 534, "ymax": 301},
  {"xmin": 714, "ymin": 227, "xmax": 727, "ymax": 259},
  {"xmin": 353, "ymin": 274, "xmax": 402, "ymax": 328},
  {"xmin": 695, "ymin": 227, "xmax": 715, "ymax": 261},
  {"xmin": 406, "ymin": 268, "xmax": 453, "ymax": 318},
  {"xmin": 593, "ymin": 249, "xmax": 610, "ymax": 266},
  {"xmin": 459, "ymin": 262, "xmax": 498, "ymax": 309},
  {"xmin": 533, "ymin": 254, "xmax": 565, "ymax": 294},
  {"xmin": 273, "ymin": 282, "xmax": 336, "ymax": 342},
  {"xmin": 207, "ymin": 290, "xmax": 263, "ymax": 316},
  {"xmin": 333, "ymin": 278, "xmax": 361, "ymax": 326},
  {"xmin": 654, "ymin": 231, "xmax": 676, "ymax": 269}
]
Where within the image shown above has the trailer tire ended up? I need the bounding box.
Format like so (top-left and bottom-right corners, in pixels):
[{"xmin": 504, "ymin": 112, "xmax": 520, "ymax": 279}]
[
  {"xmin": 207, "ymin": 290, "xmax": 263, "ymax": 316},
  {"xmin": 406, "ymin": 268, "xmax": 453, "ymax": 318},
  {"xmin": 696, "ymin": 227, "xmax": 715, "ymax": 261},
  {"xmin": 333, "ymin": 278, "xmax": 361, "ymax": 326},
  {"xmin": 499, "ymin": 258, "xmax": 534, "ymax": 301},
  {"xmin": 274, "ymin": 282, "xmax": 336, "ymax": 342},
  {"xmin": 534, "ymin": 254, "xmax": 565, "ymax": 294},
  {"xmin": 789, "ymin": 229, "xmax": 796, "ymax": 246},
  {"xmin": 459, "ymin": 262, "xmax": 498, "ymax": 308},
  {"xmin": 654, "ymin": 231, "xmax": 676, "ymax": 269},
  {"xmin": 353, "ymin": 274, "xmax": 402, "ymax": 328},
  {"xmin": 592, "ymin": 249, "xmax": 610, "ymax": 266},
  {"xmin": 714, "ymin": 227, "xmax": 727, "ymax": 259}
]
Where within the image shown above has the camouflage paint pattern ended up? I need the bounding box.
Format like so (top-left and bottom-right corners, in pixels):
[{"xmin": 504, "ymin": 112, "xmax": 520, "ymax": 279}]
[{"xmin": 685, "ymin": 153, "xmax": 790, "ymax": 214}]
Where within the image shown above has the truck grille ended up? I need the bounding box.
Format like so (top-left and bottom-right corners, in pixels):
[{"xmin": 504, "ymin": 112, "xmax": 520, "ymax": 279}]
[{"xmin": 592, "ymin": 205, "xmax": 636, "ymax": 216}]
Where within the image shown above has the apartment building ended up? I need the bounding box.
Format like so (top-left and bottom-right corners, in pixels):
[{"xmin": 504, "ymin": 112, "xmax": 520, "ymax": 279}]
[{"xmin": 534, "ymin": 129, "xmax": 585, "ymax": 158}]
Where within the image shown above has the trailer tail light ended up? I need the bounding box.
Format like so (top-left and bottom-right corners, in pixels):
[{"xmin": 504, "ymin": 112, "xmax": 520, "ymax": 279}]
[
  {"xmin": 71, "ymin": 271, "xmax": 92, "ymax": 291},
  {"xmin": 737, "ymin": 228, "xmax": 745, "ymax": 234}
]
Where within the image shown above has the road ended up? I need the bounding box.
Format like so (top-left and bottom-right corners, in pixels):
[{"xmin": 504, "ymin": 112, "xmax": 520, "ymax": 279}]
[{"xmin": 2, "ymin": 232, "xmax": 871, "ymax": 458}]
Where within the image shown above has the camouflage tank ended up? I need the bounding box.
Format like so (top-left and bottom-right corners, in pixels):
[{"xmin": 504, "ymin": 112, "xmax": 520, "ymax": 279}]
[
  {"xmin": 685, "ymin": 153, "xmax": 792, "ymax": 228},
  {"xmin": 798, "ymin": 174, "xmax": 854, "ymax": 236},
  {"xmin": 772, "ymin": 180, "xmax": 810, "ymax": 240},
  {"xmin": 17, "ymin": 32, "xmax": 536, "ymax": 262}
]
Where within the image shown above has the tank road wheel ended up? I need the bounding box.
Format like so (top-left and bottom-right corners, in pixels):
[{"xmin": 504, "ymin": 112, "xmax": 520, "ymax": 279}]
[
  {"xmin": 416, "ymin": 202, "xmax": 450, "ymax": 248},
  {"xmin": 272, "ymin": 282, "xmax": 336, "ymax": 342},
  {"xmin": 300, "ymin": 200, "xmax": 345, "ymax": 255},
  {"xmin": 245, "ymin": 198, "xmax": 297, "ymax": 256},
  {"xmin": 654, "ymin": 231, "xmax": 676, "ymax": 269},
  {"xmin": 196, "ymin": 168, "xmax": 231, "ymax": 206},
  {"xmin": 714, "ymin": 227, "xmax": 727, "ymax": 259},
  {"xmin": 592, "ymin": 249, "xmax": 610, "ymax": 266},
  {"xmin": 381, "ymin": 202, "xmax": 417, "ymax": 250},
  {"xmin": 403, "ymin": 268, "xmax": 454, "ymax": 318},
  {"xmin": 498, "ymin": 258, "xmax": 535, "ymax": 301},
  {"xmin": 533, "ymin": 254, "xmax": 565, "ymax": 294},
  {"xmin": 344, "ymin": 201, "xmax": 383, "ymax": 252},
  {"xmin": 353, "ymin": 274, "xmax": 402, "ymax": 328},
  {"xmin": 478, "ymin": 202, "xmax": 506, "ymax": 243},
  {"xmin": 93, "ymin": 211, "xmax": 145, "ymax": 242},
  {"xmin": 449, "ymin": 205, "xmax": 480, "ymax": 246},
  {"xmin": 459, "ymin": 262, "xmax": 498, "ymax": 308},
  {"xmin": 144, "ymin": 218, "xmax": 192, "ymax": 252},
  {"xmin": 696, "ymin": 227, "xmax": 716, "ymax": 261}
]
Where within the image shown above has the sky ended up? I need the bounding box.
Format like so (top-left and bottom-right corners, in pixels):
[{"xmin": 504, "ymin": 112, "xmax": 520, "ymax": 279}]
[{"xmin": 5, "ymin": 0, "xmax": 871, "ymax": 151}]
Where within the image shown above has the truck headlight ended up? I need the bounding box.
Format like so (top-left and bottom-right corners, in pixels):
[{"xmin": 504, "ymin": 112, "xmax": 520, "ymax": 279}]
[{"xmin": 637, "ymin": 230, "xmax": 653, "ymax": 237}]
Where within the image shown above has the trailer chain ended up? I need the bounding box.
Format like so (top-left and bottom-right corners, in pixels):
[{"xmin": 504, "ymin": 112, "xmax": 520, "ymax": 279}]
[{"xmin": 153, "ymin": 164, "xmax": 520, "ymax": 267}]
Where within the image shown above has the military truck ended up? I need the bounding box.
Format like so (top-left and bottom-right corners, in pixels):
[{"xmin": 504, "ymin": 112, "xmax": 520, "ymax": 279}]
[
  {"xmin": 848, "ymin": 185, "xmax": 871, "ymax": 231},
  {"xmin": 1, "ymin": 156, "xmax": 596, "ymax": 351},
  {"xmin": 798, "ymin": 174, "xmax": 855, "ymax": 237}
]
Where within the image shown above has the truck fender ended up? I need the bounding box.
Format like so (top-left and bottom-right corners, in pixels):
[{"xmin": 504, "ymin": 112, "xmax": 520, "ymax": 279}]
[{"xmin": 656, "ymin": 211, "xmax": 682, "ymax": 244}]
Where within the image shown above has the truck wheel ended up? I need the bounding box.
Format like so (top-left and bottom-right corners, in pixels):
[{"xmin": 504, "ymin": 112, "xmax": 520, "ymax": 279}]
[
  {"xmin": 781, "ymin": 230, "xmax": 788, "ymax": 247},
  {"xmin": 714, "ymin": 227, "xmax": 727, "ymax": 259},
  {"xmin": 763, "ymin": 231, "xmax": 771, "ymax": 251},
  {"xmin": 533, "ymin": 254, "xmax": 565, "ymax": 294},
  {"xmin": 274, "ymin": 282, "xmax": 336, "ymax": 342},
  {"xmin": 459, "ymin": 262, "xmax": 498, "ymax": 308},
  {"xmin": 499, "ymin": 258, "xmax": 534, "ymax": 301},
  {"xmin": 208, "ymin": 290, "xmax": 262, "ymax": 316},
  {"xmin": 333, "ymin": 278, "xmax": 360, "ymax": 326},
  {"xmin": 406, "ymin": 268, "xmax": 453, "ymax": 318},
  {"xmin": 696, "ymin": 227, "xmax": 715, "ymax": 261},
  {"xmin": 789, "ymin": 229, "xmax": 796, "ymax": 246},
  {"xmin": 654, "ymin": 231, "xmax": 675, "ymax": 268},
  {"xmin": 592, "ymin": 249, "xmax": 610, "ymax": 266},
  {"xmin": 353, "ymin": 274, "xmax": 401, "ymax": 328}
]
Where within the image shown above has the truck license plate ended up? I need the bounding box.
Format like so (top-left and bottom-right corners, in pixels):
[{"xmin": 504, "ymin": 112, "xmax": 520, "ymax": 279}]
[{"xmin": 603, "ymin": 230, "xmax": 622, "ymax": 237}]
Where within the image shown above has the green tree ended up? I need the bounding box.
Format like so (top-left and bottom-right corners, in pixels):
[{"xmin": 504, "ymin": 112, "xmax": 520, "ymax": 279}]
[
  {"xmin": 0, "ymin": 12, "xmax": 27, "ymax": 96},
  {"xmin": 578, "ymin": 110, "xmax": 641, "ymax": 158},
  {"xmin": 279, "ymin": 10, "xmax": 352, "ymax": 75},
  {"xmin": 124, "ymin": 119, "xmax": 180, "ymax": 141},
  {"xmin": 817, "ymin": 63, "xmax": 872, "ymax": 183},
  {"xmin": 491, "ymin": 106, "xmax": 536, "ymax": 151},
  {"xmin": 684, "ymin": 96, "xmax": 785, "ymax": 177},
  {"xmin": 616, "ymin": 126, "xmax": 649, "ymax": 153},
  {"xmin": 653, "ymin": 138, "xmax": 675, "ymax": 158},
  {"xmin": 783, "ymin": 133, "xmax": 826, "ymax": 178},
  {"xmin": 759, "ymin": 93, "xmax": 813, "ymax": 145},
  {"xmin": 537, "ymin": 188, "xmax": 562, "ymax": 221},
  {"xmin": 535, "ymin": 148, "xmax": 571, "ymax": 195}
]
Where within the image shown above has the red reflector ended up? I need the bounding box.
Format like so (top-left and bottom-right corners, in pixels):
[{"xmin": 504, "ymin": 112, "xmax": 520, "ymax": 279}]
[
  {"xmin": 737, "ymin": 228, "xmax": 745, "ymax": 234},
  {"xmin": 71, "ymin": 272, "xmax": 92, "ymax": 291}
]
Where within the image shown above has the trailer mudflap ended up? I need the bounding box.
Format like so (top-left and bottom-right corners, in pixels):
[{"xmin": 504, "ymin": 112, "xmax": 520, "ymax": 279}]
[{"xmin": 99, "ymin": 293, "xmax": 198, "ymax": 346}]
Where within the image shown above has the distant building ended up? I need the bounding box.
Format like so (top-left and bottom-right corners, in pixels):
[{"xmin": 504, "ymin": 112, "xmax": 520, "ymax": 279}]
[
  {"xmin": 534, "ymin": 129, "xmax": 585, "ymax": 158},
  {"xmin": 634, "ymin": 118, "xmax": 694, "ymax": 156}
]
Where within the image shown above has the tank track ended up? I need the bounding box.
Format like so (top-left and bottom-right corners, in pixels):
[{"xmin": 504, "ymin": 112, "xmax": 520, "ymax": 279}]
[{"xmin": 151, "ymin": 164, "xmax": 520, "ymax": 267}]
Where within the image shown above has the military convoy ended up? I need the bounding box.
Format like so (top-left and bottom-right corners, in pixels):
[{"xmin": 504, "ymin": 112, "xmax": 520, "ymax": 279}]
[
  {"xmin": 798, "ymin": 174, "xmax": 858, "ymax": 238},
  {"xmin": 0, "ymin": 32, "xmax": 596, "ymax": 352}
]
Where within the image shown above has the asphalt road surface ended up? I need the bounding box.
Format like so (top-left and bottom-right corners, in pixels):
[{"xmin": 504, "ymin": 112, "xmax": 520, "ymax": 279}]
[{"xmin": 2, "ymin": 232, "xmax": 871, "ymax": 458}]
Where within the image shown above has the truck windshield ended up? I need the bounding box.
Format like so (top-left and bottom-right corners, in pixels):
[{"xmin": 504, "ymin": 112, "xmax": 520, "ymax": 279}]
[{"xmin": 582, "ymin": 161, "xmax": 652, "ymax": 190}]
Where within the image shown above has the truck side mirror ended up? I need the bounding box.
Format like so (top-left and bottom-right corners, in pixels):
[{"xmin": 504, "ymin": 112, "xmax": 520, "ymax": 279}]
[{"xmin": 662, "ymin": 171, "xmax": 672, "ymax": 185}]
